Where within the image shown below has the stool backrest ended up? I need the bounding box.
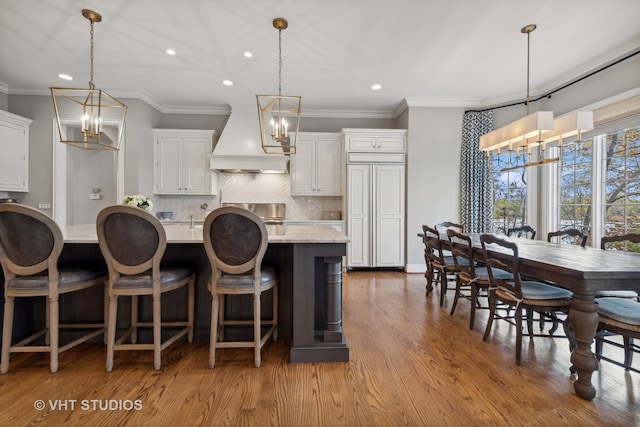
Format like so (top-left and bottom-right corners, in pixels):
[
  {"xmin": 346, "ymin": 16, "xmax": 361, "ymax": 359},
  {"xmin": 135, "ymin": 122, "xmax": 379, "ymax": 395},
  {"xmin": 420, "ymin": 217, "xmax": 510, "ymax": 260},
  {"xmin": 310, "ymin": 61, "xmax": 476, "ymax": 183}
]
[
  {"xmin": 0, "ymin": 203, "xmax": 62, "ymax": 278},
  {"xmin": 97, "ymin": 205, "xmax": 165, "ymax": 276}
]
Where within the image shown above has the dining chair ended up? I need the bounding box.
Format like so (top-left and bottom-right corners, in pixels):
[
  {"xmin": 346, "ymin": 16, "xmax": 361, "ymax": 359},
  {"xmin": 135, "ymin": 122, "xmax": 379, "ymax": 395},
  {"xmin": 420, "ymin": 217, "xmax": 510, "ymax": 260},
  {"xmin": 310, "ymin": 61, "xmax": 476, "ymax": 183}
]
[
  {"xmin": 447, "ymin": 229, "xmax": 511, "ymax": 330},
  {"xmin": 203, "ymin": 207, "xmax": 278, "ymax": 368},
  {"xmin": 480, "ymin": 233, "xmax": 575, "ymax": 365},
  {"xmin": 594, "ymin": 234, "xmax": 640, "ymax": 369},
  {"xmin": 595, "ymin": 297, "xmax": 640, "ymax": 372},
  {"xmin": 547, "ymin": 228, "xmax": 587, "ymax": 247},
  {"xmin": 422, "ymin": 224, "xmax": 458, "ymax": 307},
  {"xmin": 421, "ymin": 225, "xmax": 444, "ymax": 299},
  {"xmin": 598, "ymin": 234, "xmax": 640, "ymax": 298},
  {"xmin": 540, "ymin": 228, "xmax": 588, "ymax": 334},
  {"xmin": 97, "ymin": 205, "xmax": 195, "ymax": 371},
  {"xmin": 0, "ymin": 203, "xmax": 107, "ymax": 373},
  {"xmin": 507, "ymin": 225, "xmax": 536, "ymax": 240}
]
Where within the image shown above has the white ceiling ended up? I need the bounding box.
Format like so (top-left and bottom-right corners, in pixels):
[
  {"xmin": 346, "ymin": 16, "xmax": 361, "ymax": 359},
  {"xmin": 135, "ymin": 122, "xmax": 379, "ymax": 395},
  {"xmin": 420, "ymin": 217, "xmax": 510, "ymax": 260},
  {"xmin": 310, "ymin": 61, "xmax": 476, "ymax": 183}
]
[{"xmin": 1, "ymin": 0, "xmax": 639, "ymax": 116}]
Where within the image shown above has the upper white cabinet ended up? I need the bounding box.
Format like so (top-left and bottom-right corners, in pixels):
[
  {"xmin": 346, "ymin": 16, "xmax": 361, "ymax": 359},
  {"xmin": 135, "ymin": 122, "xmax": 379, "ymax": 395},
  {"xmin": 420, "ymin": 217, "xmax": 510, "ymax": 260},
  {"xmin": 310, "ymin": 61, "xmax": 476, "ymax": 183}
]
[
  {"xmin": 290, "ymin": 132, "xmax": 343, "ymax": 196},
  {"xmin": 342, "ymin": 128, "xmax": 407, "ymax": 153},
  {"xmin": 153, "ymin": 129, "xmax": 216, "ymax": 195},
  {"xmin": 0, "ymin": 110, "xmax": 32, "ymax": 192}
]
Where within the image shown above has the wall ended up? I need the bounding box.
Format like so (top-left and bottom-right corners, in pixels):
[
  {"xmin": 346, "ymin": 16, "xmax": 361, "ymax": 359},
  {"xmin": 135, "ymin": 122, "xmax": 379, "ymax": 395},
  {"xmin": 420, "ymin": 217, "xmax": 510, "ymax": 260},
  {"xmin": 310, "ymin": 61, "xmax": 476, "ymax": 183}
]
[{"xmin": 404, "ymin": 107, "xmax": 465, "ymax": 272}]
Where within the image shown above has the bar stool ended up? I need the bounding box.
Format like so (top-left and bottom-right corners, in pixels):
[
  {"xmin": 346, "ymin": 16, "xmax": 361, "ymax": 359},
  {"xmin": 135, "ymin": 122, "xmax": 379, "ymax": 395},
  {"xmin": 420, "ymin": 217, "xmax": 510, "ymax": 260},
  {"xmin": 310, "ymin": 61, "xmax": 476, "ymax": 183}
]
[
  {"xmin": 96, "ymin": 205, "xmax": 195, "ymax": 371},
  {"xmin": 0, "ymin": 203, "xmax": 107, "ymax": 373},
  {"xmin": 203, "ymin": 207, "xmax": 278, "ymax": 368}
]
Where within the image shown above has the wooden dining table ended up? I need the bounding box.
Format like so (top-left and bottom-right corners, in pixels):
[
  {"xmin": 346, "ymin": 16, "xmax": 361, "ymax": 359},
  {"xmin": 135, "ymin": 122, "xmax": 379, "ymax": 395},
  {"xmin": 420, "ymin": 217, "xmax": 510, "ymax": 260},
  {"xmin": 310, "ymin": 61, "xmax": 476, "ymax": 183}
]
[{"xmin": 420, "ymin": 231, "xmax": 640, "ymax": 400}]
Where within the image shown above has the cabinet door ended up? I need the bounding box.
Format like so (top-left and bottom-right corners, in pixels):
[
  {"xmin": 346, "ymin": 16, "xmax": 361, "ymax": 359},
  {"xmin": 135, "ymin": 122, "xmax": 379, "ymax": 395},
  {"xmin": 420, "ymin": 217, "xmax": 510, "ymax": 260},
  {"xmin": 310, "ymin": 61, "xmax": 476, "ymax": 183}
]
[
  {"xmin": 183, "ymin": 137, "xmax": 211, "ymax": 194},
  {"xmin": 290, "ymin": 138, "xmax": 316, "ymax": 195},
  {"xmin": 154, "ymin": 137, "xmax": 183, "ymax": 193},
  {"xmin": 374, "ymin": 164, "xmax": 405, "ymax": 267},
  {"xmin": 316, "ymin": 139, "xmax": 343, "ymax": 195},
  {"xmin": 347, "ymin": 164, "xmax": 371, "ymax": 267},
  {"xmin": 347, "ymin": 136, "xmax": 376, "ymax": 151},
  {"xmin": 376, "ymin": 136, "xmax": 405, "ymax": 152},
  {"xmin": 0, "ymin": 120, "xmax": 28, "ymax": 191}
]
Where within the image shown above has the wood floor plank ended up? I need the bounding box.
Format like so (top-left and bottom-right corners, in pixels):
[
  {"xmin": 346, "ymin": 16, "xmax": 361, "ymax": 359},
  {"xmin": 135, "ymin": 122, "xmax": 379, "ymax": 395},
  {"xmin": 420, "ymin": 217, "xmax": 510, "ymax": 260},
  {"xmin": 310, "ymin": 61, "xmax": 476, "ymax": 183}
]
[{"xmin": 0, "ymin": 271, "xmax": 639, "ymax": 426}]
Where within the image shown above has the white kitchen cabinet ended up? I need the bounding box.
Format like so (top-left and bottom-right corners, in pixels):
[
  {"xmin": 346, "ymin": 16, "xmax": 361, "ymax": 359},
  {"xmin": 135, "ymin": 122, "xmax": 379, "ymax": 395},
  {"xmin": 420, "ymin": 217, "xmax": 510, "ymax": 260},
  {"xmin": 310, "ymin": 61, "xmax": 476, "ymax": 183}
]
[
  {"xmin": 342, "ymin": 128, "xmax": 406, "ymax": 153},
  {"xmin": 290, "ymin": 132, "xmax": 343, "ymax": 196},
  {"xmin": 0, "ymin": 110, "xmax": 32, "ymax": 192},
  {"xmin": 153, "ymin": 129, "xmax": 216, "ymax": 195},
  {"xmin": 347, "ymin": 163, "xmax": 405, "ymax": 268}
]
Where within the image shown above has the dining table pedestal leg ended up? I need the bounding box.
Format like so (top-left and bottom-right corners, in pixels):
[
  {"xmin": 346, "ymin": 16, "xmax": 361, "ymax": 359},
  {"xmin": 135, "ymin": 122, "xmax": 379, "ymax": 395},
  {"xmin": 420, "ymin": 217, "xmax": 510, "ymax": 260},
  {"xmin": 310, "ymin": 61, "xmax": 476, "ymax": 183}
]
[{"xmin": 569, "ymin": 292, "xmax": 599, "ymax": 401}]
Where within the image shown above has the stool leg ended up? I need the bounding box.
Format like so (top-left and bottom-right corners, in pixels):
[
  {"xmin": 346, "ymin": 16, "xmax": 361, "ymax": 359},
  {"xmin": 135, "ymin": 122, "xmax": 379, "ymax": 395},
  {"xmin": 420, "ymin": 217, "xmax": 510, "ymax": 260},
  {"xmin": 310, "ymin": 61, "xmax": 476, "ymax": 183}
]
[
  {"xmin": 153, "ymin": 295, "xmax": 161, "ymax": 370},
  {"xmin": 106, "ymin": 295, "xmax": 118, "ymax": 372},
  {"xmin": 187, "ymin": 278, "xmax": 195, "ymax": 343},
  {"xmin": 49, "ymin": 296, "xmax": 59, "ymax": 373},
  {"xmin": 1, "ymin": 296, "xmax": 15, "ymax": 374},
  {"xmin": 130, "ymin": 295, "xmax": 138, "ymax": 344},
  {"xmin": 209, "ymin": 294, "xmax": 219, "ymax": 369},
  {"xmin": 254, "ymin": 294, "xmax": 261, "ymax": 368}
]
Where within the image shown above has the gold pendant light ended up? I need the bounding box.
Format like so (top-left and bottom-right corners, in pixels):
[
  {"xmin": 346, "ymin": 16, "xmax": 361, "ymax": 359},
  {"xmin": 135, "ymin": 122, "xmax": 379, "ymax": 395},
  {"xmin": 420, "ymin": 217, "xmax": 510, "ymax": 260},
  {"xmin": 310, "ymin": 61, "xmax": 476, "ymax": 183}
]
[
  {"xmin": 257, "ymin": 18, "xmax": 302, "ymax": 155},
  {"xmin": 50, "ymin": 9, "xmax": 127, "ymax": 150}
]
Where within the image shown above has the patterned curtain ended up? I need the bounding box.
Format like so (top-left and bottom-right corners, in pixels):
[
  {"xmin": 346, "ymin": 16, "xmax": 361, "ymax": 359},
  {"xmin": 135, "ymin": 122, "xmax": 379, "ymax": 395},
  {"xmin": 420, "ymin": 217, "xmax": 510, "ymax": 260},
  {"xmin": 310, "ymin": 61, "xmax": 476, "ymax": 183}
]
[{"xmin": 460, "ymin": 110, "xmax": 494, "ymax": 233}]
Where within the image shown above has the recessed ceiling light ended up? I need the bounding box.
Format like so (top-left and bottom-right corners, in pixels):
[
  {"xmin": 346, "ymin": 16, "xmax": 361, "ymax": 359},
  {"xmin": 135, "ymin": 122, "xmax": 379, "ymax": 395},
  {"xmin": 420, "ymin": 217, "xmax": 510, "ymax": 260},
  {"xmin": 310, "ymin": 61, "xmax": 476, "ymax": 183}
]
[
  {"xmin": 58, "ymin": 74, "xmax": 73, "ymax": 81},
  {"xmin": 165, "ymin": 48, "xmax": 176, "ymax": 55},
  {"xmin": 243, "ymin": 51, "xmax": 253, "ymax": 58},
  {"xmin": 371, "ymin": 83, "xmax": 382, "ymax": 91},
  {"xmin": 222, "ymin": 80, "xmax": 234, "ymax": 86}
]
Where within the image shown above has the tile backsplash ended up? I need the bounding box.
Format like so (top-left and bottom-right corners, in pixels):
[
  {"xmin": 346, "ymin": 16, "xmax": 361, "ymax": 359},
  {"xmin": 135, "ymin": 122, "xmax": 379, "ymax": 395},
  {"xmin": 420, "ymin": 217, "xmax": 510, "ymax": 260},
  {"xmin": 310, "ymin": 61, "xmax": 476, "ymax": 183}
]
[{"xmin": 151, "ymin": 173, "xmax": 343, "ymax": 221}]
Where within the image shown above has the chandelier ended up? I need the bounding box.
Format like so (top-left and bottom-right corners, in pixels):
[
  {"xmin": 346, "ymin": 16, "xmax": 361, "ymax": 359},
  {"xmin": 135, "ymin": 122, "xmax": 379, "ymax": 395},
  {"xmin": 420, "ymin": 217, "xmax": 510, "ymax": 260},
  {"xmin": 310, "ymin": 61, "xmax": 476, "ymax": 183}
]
[
  {"xmin": 50, "ymin": 9, "xmax": 127, "ymax": 150},
  {"xmin": 480, "ymin": 24, "xmax": 593, "ymax": 171},
  {"xmin": 256, "ymin": 18, "xmax": 302, "ymax": 155}
]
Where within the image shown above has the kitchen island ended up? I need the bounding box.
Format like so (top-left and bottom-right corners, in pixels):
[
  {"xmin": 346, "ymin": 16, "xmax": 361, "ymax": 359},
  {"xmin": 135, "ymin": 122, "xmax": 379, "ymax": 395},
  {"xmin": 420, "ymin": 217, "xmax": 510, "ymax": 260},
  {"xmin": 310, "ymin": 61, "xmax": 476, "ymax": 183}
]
[{"xmin": 53, "ymin": 223, "xmax": 349, "ymax": 363}]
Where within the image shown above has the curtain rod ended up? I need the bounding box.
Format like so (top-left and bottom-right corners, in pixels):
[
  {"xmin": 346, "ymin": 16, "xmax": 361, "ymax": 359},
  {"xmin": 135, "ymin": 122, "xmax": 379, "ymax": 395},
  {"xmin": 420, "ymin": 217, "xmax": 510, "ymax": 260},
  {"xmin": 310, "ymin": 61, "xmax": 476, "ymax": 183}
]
[{"xmin": 464, "ymin": 48, "xmax": 640, "ymax": 114}]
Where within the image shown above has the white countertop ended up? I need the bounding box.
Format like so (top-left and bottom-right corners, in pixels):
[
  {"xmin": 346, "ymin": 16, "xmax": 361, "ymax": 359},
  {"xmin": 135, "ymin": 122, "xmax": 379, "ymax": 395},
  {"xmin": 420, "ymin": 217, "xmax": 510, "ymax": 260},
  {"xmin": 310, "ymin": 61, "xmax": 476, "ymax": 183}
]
[{"xmin": 63, "ymin": 223, "xmax": 349, "ymax": 244}]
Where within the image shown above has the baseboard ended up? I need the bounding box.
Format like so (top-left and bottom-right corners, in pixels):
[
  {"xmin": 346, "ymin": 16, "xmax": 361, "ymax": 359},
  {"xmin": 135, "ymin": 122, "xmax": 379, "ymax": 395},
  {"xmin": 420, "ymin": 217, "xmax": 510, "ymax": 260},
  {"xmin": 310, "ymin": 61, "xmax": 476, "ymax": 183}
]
[{"xmin": 405, "ymin": 264, "xmax": 426, "ymax": 274}]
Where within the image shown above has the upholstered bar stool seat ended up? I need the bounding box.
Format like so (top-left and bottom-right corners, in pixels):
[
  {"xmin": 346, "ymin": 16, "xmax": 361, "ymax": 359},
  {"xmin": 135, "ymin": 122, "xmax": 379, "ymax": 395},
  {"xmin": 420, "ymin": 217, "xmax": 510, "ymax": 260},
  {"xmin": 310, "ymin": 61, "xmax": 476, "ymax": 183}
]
[{"xmin": 0, "ymin": 203, "xmax": 107, "ymax": 374}]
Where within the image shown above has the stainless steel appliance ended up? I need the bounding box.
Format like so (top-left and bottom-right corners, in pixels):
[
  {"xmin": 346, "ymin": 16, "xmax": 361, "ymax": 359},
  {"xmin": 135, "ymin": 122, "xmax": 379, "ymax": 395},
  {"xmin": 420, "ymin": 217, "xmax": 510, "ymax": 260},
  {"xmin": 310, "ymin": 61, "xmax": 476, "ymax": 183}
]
[{"xmin": 222, "ymin": 203, "xmax": 285, "ymax": 225}]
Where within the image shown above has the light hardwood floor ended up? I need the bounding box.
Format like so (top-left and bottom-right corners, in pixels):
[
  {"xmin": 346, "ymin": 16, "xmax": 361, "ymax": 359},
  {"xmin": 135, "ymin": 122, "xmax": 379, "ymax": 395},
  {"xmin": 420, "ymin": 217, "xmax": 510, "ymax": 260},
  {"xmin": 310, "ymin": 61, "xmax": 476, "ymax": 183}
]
[{"xmin": 0, "ymin": 271, "xmax": 638, "ymax": 426}]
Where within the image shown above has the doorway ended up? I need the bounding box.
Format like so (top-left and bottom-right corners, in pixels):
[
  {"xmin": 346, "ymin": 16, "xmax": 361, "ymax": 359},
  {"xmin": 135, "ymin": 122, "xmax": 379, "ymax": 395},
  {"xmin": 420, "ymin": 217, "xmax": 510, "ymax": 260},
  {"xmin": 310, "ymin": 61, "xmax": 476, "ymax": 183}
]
[{"xmin": 52, "ymin": 119, "xmax": 124, "ymax": 226}]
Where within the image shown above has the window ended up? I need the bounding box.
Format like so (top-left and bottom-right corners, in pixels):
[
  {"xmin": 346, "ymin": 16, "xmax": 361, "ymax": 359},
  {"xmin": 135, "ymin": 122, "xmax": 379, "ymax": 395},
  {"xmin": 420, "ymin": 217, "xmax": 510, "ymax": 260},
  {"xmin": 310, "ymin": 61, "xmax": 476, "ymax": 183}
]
[
  {"xmin": 491, "ymin": 152, "xmax": 528, "ymax": 234},
  {"xmin": 559, "ymin": 139, "xmax": 592, "ymax": 235},
  {"xmin": 555, "ymin": 124, "xmax": 640, "ymax": 251},
  {"xmin": 603, "ymin": 126, "xmax": 640, "ymax": 250}
]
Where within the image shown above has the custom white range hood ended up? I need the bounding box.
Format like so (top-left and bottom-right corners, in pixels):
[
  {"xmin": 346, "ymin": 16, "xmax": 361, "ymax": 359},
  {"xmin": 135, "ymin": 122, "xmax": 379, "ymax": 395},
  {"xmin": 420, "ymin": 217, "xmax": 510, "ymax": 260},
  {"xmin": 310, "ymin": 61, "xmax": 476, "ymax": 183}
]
[{"xmin": 209, "ymin": 108, "xmax": 289, "ymax": 174}]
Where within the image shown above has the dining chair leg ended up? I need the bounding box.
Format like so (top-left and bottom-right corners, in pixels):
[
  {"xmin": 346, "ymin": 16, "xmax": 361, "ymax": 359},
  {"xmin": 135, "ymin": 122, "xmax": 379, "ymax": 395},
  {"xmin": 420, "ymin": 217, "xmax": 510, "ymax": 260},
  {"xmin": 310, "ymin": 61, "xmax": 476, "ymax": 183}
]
[
  {"xmin": 106, "ymin": 295, "xmax": 118, "ymax": 372},
  {"xmin": 209, "ymin": 294, "xmax": 219, "ymax": 369},
  {"xmin": 469, "ymin": 283, "xmax": 478, "ymax": 330},
  {"xmin": 449, "ymin": 276, "xmax": 462, "ymax": 316},
  {"xmin": 515, "ymin": 306, "xmax": 523, "ymax": 365},
  {"xmin": 49, "ymin": 296, "xmax": 59, "ymax": 373},
  {"xmin": 152, "ymin": 295, "xmax": 161, "ymax": 370},
  {"xmin": 483, "ymin": 290, "xmax": 497, "ymax": 341},
  {"xmin": 439, "ymin": 268, "xmax": 448, "ymax": 307},
  {"xmin": 1, "ymin": 296, "xmax": 15, "ymax": 374},
  {"xmin": 624, "ymin": 337, "xmax": 634, "ymax": 371},
  {"xmin": 525, "ymin": 308, "xmax": 535, "ymax": 340}
]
